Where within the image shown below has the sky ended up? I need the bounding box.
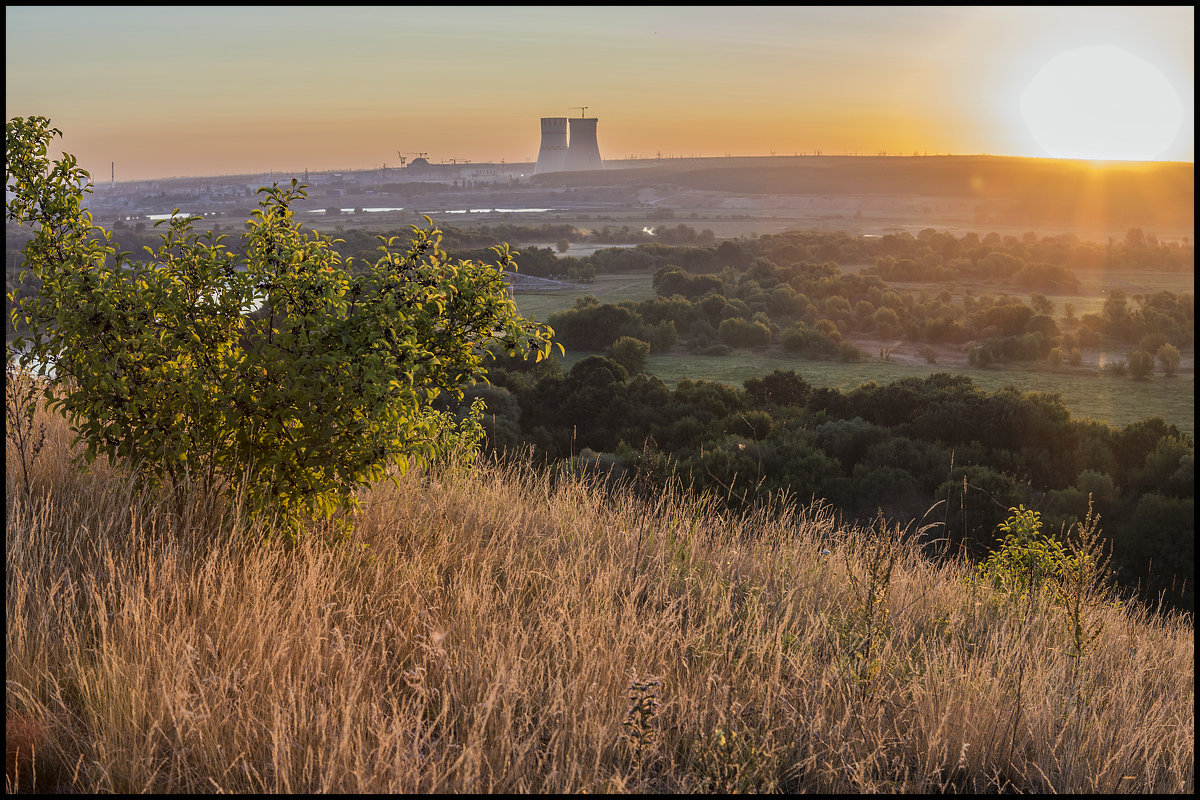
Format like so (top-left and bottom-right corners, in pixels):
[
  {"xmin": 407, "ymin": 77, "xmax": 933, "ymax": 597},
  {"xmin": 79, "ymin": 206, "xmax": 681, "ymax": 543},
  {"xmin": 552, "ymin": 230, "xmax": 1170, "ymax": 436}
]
[{"xmin": 5, "ymin": 5, "xmax": 1194, "ymax": 182}]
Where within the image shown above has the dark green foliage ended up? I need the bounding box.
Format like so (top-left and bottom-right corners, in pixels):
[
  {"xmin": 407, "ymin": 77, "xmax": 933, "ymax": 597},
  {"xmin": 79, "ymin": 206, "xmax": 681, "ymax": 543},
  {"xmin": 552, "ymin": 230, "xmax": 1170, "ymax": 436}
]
[
  {"xmin": 606, "ymin": 336, "xmax": 651, "ymax": 376},
  {"xmin": 717, "ymin": 316, "xmax": 772, "ymax": 349},
  {"xmin": 1126, "ymin": 349, "xmax": 1155, "ymax": 380},
  {"xmin": 743, "ymin": 370, "xmax": 811, "ymax": 408},
  {"xmin": 1120, "ymin": 492, "xmax": 1194, "ymax": 605},
  {"xmin": 547, "ymin": 299, "xmax": 643, "ymax": 352},
  {"xmin": 652, "ymin": 265, "xmax": 723, "ymax": 299}
]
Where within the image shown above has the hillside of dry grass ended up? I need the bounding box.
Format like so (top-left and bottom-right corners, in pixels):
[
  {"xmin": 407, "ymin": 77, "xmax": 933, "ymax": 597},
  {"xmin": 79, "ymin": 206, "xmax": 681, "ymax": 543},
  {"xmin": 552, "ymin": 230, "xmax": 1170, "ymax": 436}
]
[{"xmin": 5, "ymin": 403, "xmax": 1195, "ymax": 793}]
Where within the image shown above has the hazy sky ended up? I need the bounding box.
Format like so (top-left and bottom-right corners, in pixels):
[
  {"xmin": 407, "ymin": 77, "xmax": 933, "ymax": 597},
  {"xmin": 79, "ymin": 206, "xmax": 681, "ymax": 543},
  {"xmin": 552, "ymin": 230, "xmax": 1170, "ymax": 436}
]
[{"xmin": 6, "ymin": 5, "xmax": 1194, "ymax": 181}]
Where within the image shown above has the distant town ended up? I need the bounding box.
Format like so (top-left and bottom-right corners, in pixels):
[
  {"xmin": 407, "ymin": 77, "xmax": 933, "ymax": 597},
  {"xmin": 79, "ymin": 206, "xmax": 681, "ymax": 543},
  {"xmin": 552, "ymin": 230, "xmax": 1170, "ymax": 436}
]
[{"xmin": 73, "ymin": 149, "xmax": 1194, "ymax": 247}]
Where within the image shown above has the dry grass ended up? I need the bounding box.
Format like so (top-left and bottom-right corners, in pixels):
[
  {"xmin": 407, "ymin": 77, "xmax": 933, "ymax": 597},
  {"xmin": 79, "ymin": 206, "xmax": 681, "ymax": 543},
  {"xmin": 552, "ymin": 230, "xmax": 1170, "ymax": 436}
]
[{"xmin": 5, "ymin": 403, "xmax": 1194, "ymax": 793}]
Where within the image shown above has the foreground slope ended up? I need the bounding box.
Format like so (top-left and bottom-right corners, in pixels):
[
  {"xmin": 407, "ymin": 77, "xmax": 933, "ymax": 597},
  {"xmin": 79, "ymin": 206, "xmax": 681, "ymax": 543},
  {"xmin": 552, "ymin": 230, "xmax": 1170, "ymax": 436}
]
[{"xmin": 5, "ymin": 410, "xmax": 1194, "ymax": 793}]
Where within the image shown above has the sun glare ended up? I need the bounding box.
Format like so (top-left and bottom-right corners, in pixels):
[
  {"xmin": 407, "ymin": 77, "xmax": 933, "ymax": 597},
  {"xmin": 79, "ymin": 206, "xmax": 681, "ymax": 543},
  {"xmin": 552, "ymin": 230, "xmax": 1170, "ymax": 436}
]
[{"xmin": 1020, "ymin": 45, "xmax": 1184, "ymax": 161}]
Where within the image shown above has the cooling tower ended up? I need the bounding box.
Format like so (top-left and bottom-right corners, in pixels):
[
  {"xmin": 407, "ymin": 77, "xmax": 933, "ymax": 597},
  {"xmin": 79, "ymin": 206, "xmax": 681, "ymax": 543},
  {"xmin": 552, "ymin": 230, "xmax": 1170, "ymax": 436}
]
[
  {"xmin": 564, "ymin": 117, "xmax": 603, "ymax": 171},
  {"xmin": 534, "ymin": 117, "xmax": 569, "ymax": 175}
]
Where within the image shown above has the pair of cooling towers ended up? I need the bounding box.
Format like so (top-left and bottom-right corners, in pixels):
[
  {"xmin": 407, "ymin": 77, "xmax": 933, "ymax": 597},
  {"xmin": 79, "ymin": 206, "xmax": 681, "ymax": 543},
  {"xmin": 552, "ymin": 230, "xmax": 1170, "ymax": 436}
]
[{"xmin": 534, "ymin": 116, "xmax": 603, "ymax": 174}]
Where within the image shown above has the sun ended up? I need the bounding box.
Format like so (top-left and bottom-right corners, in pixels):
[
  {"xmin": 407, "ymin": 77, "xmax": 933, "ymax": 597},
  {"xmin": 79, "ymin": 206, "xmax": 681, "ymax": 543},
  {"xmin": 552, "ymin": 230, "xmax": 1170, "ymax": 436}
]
[{"xmin": 1020, "ymin": 45, "xmax": 1184, "ymax": 161}]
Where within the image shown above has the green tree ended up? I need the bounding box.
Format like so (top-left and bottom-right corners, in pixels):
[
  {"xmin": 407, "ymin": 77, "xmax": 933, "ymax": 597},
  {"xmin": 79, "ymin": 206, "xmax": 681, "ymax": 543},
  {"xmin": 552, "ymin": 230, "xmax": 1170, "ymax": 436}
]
[
  {"xmin": 1127, "ymin": 349, "xmax": 1155, "ymax": 380},
  {"xmin": 606, "ymin": 336, "xmax": 651, "ymax": 376},
  {"xmin": 744, "ymin": 370, "xmax": 811, "ymax": 408},
  {"xmin": 6, "ymin": 115, "xmax": 555, "ymax": 527},
  {"xmin": 717, "ymin": 316, "xmax": 772, "ymax": 349},
  {"xmin": 1156, "ymin": 343, "xmax": 1181, "ymax": 377}
]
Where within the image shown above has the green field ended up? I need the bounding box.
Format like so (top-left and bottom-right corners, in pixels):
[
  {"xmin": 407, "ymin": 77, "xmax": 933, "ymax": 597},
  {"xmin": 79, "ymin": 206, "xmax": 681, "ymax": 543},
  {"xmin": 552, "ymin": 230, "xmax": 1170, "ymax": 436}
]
[
  {"xmin": 512, "ymin": 270, "xmax": 657, "ymax": 320},
  {"xmin": 554, "ymin": 348, "xmax": 1194, "ymax": 437}
]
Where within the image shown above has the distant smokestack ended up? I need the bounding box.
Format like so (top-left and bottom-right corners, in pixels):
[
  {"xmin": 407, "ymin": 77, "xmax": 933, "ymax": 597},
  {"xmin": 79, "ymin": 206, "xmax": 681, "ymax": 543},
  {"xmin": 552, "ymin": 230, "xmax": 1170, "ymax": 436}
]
[
  {"xmin": 564, "ymin": 117, "xmax": 602, "ymax": 172},
  {"xmin": 534, "ymin": 117, "xmax": 569, "ymax": 175},
  {"xmin": 111, "ymin": 162, "xmax": 115, "ymax": 190}
]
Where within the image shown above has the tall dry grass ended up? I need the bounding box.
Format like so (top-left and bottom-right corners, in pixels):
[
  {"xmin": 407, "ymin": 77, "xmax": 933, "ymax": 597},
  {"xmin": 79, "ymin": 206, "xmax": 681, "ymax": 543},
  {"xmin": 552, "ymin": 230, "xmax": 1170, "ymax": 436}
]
[{"xmin": 5, "ymin": 400, "xmax": 1195, "ymax": 792}]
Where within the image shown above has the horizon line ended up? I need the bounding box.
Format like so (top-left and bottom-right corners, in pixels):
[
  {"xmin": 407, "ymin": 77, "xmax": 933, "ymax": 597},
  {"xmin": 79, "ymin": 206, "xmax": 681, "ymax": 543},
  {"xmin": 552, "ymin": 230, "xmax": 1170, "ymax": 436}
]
[{"xmin": 83, "ymin": 152, "xmax": 1196, "ymax": 186}]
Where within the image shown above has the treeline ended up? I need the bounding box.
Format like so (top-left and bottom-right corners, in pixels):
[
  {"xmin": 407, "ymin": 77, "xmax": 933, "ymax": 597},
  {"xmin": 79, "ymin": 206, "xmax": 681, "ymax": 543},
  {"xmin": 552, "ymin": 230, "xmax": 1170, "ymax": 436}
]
[
  {"xmin": 461, "ymin": 355, "xmax": 1194, "ymax": 613},
  {"xmin": 10, "ymin": 217, "xmax": 1188, "ymax": 286}
]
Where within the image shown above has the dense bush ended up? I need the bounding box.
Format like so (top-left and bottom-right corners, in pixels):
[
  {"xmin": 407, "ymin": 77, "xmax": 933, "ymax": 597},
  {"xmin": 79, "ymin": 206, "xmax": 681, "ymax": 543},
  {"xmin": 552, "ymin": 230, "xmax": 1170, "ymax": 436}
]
[
  {"xmin": 7, "ymin": 115, "xmax": 554, "ymax": 526},
  {"xmin": 606, "ymin": 336, "xmax": 651, "ymax": 375}
]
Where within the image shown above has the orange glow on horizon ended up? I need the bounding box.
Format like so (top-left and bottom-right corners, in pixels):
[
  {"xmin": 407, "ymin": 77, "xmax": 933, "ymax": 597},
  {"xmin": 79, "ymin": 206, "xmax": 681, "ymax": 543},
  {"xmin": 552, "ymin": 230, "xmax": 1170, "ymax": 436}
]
[{"xmin": 6, "ymin": 7, "xmax": 1191, "ymax": 182}]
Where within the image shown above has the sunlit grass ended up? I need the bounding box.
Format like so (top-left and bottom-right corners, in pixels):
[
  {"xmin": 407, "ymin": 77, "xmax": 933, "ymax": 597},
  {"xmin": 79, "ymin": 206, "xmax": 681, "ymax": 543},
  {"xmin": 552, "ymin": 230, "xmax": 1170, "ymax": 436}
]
[{"xmin": 5, "ymin": 401, "xmax": 1194, "ymax": 792}]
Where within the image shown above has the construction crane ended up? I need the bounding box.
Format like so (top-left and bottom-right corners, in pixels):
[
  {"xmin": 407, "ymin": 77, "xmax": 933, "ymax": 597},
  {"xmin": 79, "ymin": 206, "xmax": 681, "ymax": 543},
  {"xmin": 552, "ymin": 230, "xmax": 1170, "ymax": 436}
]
[
  {"xmin": 396, "ymin": 151, "xmax": 429, "ymax": 167},
  {"xmin": 570, "ymin": 106, "xmax": 588, "ymax": 118}
]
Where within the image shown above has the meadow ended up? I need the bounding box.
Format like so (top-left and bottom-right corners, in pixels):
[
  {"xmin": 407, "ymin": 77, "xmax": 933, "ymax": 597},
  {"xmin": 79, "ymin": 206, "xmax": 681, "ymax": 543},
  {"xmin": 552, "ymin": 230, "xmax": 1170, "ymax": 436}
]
[
  {"xmin": 508, "ymin": 269, "xmax": 657, "ymax": 321},
  {"xmin": 5, "ymin": 401, "xmax": 1195, "ymax": 793}
]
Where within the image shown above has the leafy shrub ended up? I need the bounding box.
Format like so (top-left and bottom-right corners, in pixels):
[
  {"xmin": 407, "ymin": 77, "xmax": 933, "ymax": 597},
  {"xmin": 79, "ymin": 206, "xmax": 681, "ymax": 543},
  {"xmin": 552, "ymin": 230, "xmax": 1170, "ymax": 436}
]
[
  {"xmin": 547, "ymin": 301, "xmax": 641, "ymax": 351},
  {"xmin": 717, "ymin": 316, "xmax": 772, "ymax": 349},
  {"xmin": 643, "ymin": 319, "xmax": 678, "ymax": 353},
  {"xmin": 1126, "ymin": 349, "xmax": 1155, "ymax": 380},
  {"xmin": 837, "ymin": 341, "xmax": 863, "ymax": 362},
  {"xmin": 977, "ymin": 505, "xmax": 1069, "ymax": 599},
  {"xmin": 6, "ymin": 115, "xmax": 554, "ymax": 527},
  {"xmin": 606, "ymin": 336, "xmax": 651, "ymax": 376},
  {"xmin": 1155, "ymin": 343, "xmax": 1180, "ymax": 376}
]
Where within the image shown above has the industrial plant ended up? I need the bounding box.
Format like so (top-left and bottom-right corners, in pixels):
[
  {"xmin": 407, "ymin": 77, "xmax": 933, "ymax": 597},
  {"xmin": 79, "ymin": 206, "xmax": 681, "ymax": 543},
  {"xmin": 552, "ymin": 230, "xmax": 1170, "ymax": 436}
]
[{"xmin": 535, "ymin": 110, "xmax": 603, "ymax": 174}]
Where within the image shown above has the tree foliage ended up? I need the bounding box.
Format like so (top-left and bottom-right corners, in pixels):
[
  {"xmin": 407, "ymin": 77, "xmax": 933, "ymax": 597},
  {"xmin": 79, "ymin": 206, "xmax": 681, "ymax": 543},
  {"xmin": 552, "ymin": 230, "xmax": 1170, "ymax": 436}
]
[{"xmin": 6, "ymin": 116, "xmax": 555, "ymax": 526}]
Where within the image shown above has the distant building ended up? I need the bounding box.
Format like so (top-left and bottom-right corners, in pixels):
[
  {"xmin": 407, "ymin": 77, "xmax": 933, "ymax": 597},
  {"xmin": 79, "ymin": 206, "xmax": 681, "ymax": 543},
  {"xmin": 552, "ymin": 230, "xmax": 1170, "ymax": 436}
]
[
  {"xmin": 564, "ymin": 117, "xmax": 603, "ymax": 172},
  {"xmin": 534, "ymin": 118, "xmax": 569, "ymax": 174},
  {"xmin": 535, "ymin": 115, "xmax": 603, "ymax": 174}
]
